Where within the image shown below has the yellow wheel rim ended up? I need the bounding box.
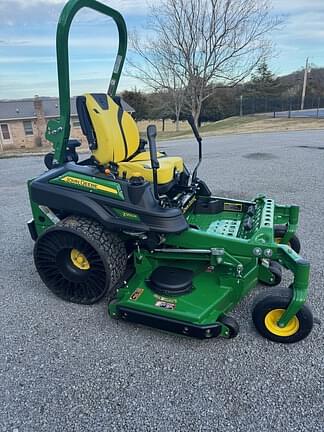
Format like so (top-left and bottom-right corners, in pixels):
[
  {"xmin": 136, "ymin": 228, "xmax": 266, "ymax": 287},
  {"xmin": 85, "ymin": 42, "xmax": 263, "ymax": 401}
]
[
  {"xmin": 264, "ymin": 309, "xmax": 299, "ymax": 337},
  {"xmin": 70, "ymin": 248, "xmax": 90, "ymax": 270}
]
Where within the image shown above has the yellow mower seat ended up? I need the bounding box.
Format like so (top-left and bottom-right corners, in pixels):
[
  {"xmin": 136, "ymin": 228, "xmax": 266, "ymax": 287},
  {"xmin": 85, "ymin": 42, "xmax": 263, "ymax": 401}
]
[
  {"xmin": 118, "ymin": 155, "xmax": 184, "ymax": 185},
  {"xmin": 76, "ymin": 93, "xmax": 184, "ymax": 185}
]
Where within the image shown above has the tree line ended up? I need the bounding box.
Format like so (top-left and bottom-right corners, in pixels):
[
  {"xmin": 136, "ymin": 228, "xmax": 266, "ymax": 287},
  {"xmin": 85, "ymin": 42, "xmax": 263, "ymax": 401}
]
[{"xmin": 122, "ymin": 63, "xmax": 324, "ymax": 125}]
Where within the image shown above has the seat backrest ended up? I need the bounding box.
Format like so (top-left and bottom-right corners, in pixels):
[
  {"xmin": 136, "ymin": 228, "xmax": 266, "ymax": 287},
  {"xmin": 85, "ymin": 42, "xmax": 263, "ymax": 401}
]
[{"xmin": 76, "ymin": 93, "xmax": 140, "ymax": 165}]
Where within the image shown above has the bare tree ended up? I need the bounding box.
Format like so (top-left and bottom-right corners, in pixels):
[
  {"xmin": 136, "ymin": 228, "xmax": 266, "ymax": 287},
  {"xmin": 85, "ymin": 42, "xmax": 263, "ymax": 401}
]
[
  {"xmin": 128, "ymin": 32, "xmax": 186, "ymax": 130},
  {"xmin": 128, "ymin": 0, "xmax": 280, "ymax": 126}
]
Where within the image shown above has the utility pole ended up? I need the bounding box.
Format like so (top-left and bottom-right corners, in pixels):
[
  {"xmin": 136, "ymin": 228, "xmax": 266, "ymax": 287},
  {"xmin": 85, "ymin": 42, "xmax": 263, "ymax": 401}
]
[
  {"xmin": 301, "ymin": 57, "xmax": 310, "ymax": 111},
  {"xmin": 240, "ymin": 95, "xmax": 243, "ymax": 117},
  {"xmin": 0, "ymin": 128, "xmax": 3, "ymax": 152}
]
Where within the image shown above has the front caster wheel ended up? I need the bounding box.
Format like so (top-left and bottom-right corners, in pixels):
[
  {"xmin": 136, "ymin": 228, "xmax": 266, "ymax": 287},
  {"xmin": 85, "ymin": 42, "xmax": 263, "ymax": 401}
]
[
  {"xmin": 34, "ymin": 216, "xmax": 127, "ymax": 304},
  {"xmin": 274, "ymin": 226, "xmax": 301, "ymax": 253},
  {"xmin": 252, "ymin": 288, "xmax": 313, "ymax": 343},
  {"xmin": 218, "ymin": 315, "xmax": 239, "ymax": 339}
]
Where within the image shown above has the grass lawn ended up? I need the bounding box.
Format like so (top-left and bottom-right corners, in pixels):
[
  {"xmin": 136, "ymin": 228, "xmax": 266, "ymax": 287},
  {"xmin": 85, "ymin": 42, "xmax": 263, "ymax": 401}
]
[{"xmin": 155, "ymin": 115, "xmax": 324, "ymax": 140}]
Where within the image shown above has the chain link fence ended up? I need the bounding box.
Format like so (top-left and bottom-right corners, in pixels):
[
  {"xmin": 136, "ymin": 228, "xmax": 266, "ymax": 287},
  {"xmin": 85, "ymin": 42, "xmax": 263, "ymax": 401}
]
[
  {"xmin": 201, "ymin": 94, "xmax": 324, "ymax": 123},
  {"xmin": 240, "ymin": 95, "xmax": 324, "ymax": 118}
]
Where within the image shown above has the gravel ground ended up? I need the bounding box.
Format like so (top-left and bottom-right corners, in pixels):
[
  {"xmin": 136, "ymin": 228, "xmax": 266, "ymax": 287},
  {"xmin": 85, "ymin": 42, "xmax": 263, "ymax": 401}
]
[{"xmin": 0, "ymin": 129, "xmax": 323, "ymax": 432}]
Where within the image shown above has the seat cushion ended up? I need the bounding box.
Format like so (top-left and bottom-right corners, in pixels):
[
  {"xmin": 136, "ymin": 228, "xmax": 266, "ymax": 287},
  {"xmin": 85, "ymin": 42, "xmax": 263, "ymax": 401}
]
[
  {"xmin": 129, "ymin": 151, "xmax": 165, "ymax": 162},
  {"xmin": 118, "ymin": 156, "xmax": 184, "ymax": 185}
]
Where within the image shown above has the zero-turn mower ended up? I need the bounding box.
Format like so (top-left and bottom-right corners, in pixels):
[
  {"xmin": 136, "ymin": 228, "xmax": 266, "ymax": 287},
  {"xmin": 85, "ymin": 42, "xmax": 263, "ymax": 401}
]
[{"xmin": 28, "ymin": 0, "xmax": 314, "ymax": 343}]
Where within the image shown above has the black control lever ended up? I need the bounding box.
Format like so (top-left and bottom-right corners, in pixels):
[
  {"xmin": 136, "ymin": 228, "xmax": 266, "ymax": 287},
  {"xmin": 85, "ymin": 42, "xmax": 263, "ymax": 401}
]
[
  {"xmin": 187, "ymin": 116, "xmax": 202, "ymax": 184},
  {"xmin": 147, "ymin": 125, "xmax": 160, "ymax": 200}
]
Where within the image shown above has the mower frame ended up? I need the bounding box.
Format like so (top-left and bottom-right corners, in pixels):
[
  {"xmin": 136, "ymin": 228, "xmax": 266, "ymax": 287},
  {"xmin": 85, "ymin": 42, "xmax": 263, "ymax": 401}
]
[
  {"xmin": 45, "ymin": 0, "xmax": 127, "ymax": 166},
  {"xmin": 27, "ymin": 0, "xmax": 313, "ymax": 342}
]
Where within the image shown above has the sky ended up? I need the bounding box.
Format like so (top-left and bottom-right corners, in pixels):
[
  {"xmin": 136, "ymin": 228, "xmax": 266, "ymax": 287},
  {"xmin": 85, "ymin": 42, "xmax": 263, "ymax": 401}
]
[{"xmin": 0, "ymin": 0, "xmax": 323, "ymax": 99}]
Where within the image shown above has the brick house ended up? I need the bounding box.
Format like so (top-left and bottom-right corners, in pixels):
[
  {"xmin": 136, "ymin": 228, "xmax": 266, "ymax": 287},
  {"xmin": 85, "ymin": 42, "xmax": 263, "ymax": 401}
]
[{"xmin": 0, "ymin": 96, "xmax": 134, "ymax": 151}]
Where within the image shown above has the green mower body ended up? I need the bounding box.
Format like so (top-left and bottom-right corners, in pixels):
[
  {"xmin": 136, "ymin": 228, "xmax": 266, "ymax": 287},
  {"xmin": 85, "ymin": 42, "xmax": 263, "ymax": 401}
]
[{"xmin": 27, "ymin": 0, "xmax": 313, "ymax": 343}]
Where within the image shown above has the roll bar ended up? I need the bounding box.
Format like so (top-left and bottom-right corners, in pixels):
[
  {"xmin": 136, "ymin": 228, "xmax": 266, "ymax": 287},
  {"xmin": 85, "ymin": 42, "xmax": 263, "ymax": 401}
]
[{"xmin": 46, "ymin": 0, "xmax": 127, "ymax": 165}]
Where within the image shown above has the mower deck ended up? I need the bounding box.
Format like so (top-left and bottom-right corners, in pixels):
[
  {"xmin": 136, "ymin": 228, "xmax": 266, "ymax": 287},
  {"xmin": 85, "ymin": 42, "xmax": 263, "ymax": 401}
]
[
  {"xmin": 107, "ymin": 194, "xmax": 308, "ymax": 340},
  {"xmin": 109, "ymin": 254, "xmax": 258, "ymax": 338}
]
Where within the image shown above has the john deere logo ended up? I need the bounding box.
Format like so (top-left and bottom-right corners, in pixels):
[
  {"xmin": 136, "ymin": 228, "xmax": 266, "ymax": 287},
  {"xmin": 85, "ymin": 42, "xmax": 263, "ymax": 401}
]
[
  {"xmin": 61, "ymin": 176, "xmax": 118, "ymax": 195},
  {"xmin": 50, "ymin": 172, "xmax": 124, "ymax": 200}
]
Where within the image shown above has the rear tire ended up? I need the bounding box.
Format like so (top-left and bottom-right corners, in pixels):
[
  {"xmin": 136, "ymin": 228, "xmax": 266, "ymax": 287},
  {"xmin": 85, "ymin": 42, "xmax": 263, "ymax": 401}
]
[{"xmin": 34, "ymin": 216, "xmax": 127, "ymax": 304}]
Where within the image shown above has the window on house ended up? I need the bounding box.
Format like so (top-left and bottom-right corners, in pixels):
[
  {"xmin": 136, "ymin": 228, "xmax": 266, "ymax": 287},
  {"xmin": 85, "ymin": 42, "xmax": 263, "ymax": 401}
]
[
  {"xmin": 0, "ymin": 124, "xmax": 11, "ymax": 140},
  {"xmin": 23, "ymin": 120, "xmax": 34, "ymax": 136},
  {"xmin": 72, "ymin": 120, "xmax": 81, "ymax": 128}
]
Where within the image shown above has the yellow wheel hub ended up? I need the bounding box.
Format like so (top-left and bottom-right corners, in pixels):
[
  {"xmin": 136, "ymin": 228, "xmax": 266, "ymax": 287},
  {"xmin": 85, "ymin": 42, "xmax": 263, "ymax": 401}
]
[
  {"xmin": 264, "ymin": 309, "xmax": 299, "ymax": 337},
  {"xmin": 70, "ymin": 248, "xmax": 90, "ymax": 270}
]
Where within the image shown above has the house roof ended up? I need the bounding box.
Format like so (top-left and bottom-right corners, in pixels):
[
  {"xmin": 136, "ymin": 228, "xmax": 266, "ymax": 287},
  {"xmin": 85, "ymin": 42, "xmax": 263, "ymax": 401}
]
[
  {"xmin": 0, "ymin": 96, "xmax": 135, "ymax": 121},
  {"xmin": 0, "ymin": 99, "xmax": 36, "ymax": 121}
]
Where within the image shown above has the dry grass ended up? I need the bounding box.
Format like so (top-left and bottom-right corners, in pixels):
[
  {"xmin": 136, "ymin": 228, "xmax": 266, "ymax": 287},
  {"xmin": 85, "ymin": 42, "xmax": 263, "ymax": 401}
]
[
  {"xmin": 137, "ymin": 119, "xmax": 190, "ymax": 133},
  {"xmin": 155, "ymin": 115, "xmax": 324, "ymax": 140}
]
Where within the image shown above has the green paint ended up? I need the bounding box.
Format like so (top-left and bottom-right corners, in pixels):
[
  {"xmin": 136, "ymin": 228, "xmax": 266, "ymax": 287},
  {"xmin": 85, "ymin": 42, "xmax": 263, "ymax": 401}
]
[
  {"xmin": 187, "ymin": 211, "xmax": 243, "ymax": 236},
  {"xmin": 274, "ymin": 204, "xmax": 300, "ymax": 245},
  {"xmin": 49, "ymin": 171, "xmax": 124, "ymax": 200},
  {"xmin": 109, "ymin": 195, "xmax": 310, "ymax": 335},
  {"xmin": 109, "ymin": 251, "xmax": 259, "ymax": 328}
]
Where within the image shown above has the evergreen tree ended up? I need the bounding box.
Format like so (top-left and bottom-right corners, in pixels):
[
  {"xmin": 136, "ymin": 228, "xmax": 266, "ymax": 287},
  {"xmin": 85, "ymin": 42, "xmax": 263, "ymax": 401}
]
[{"xmin": 248, "ymin": 60, "xmax": 281, "ymax": 97}]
